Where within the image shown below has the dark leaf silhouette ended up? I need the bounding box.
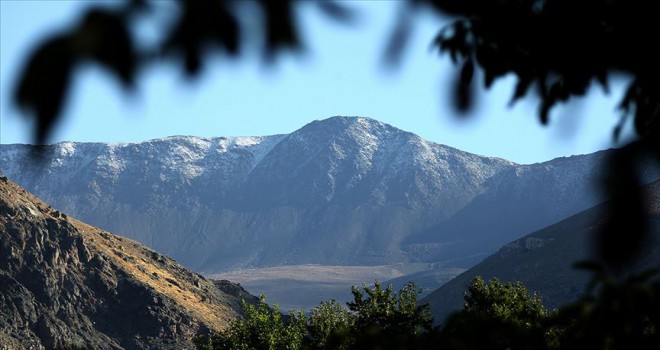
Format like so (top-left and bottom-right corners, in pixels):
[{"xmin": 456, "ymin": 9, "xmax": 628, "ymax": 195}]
[
  {"xmin": 162, "ymin": 0, "xmax": 240, "ymax": 76},
  {"xmin": 259, "ymin": 0, "xmax": 301, "ymax": 58},
  {"xmin": 509, "ymin": 77, "xmax": 532, "ymax": 106},
  {"xmin": 14, "ymin": 35, "xmax": 75, "ymax": 144},
  {"xmin": 315, "ymin": 0, "xmax": 355, "ymax": 24},
  {"xmin": 420, "ymin": 0, "xmax": 660, "ymax": 268},
  {"xmin": 75, "ymin": 9, "xmax": 137, "ymax": 88},
  {"xmin": 12, "ymin": 0, "xmax": 355, "ymax": 145},
  {"xmin": 598, "ymin": 142, "xmax": 649, "ymax": 269},
  {"xmin": 382, "ymin": 4, "xmax": 413, "ymax": 67},
  {"xmin": 452, "ymin": 59, "xmax": 474, "ymax": 113}
]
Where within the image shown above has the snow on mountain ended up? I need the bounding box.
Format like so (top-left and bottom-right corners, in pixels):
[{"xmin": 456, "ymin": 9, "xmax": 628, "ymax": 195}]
[{"xmin": 0, "ymin": 116, "xmax": 613, "ymax": 272}]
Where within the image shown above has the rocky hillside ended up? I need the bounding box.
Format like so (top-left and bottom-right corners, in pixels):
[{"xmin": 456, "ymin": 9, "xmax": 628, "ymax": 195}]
[
  {"xmin": 0, "ymin": 116, "xmax": 633, "ymax": 272},
  {"xmin": 0, "ymin": 176, "xmax": 256, "ymax": 349},
  {"xmin": 422, "ymin": 180, "xmax": 660, "ymax": 325}
]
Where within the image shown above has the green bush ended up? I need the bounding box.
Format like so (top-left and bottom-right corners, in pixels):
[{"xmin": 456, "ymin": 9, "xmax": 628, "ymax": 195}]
[
  {"xmin": 197, "ymin": 281, "xmax": 432, "ymax": 350},
  {"xmin": 196, "ymin": 296, "xmax": 306, "ymax": 350}
]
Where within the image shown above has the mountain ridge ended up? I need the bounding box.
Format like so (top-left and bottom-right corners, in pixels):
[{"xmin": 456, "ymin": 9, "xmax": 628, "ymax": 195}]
[{"xmin": 0, "ymin": 116, "xmax": 628, "ymax": 272}]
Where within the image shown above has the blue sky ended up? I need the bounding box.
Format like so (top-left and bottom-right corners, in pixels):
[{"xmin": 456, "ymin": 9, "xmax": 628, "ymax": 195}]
[{"xmin": 0, "ymin": 0, "xmax": 633, "ymax": 164}]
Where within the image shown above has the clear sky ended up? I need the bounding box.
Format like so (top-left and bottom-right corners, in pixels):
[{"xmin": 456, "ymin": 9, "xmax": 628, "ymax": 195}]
[{"xmin": 0, "ymin": 0, "xmax": 634, "ymax": 164}]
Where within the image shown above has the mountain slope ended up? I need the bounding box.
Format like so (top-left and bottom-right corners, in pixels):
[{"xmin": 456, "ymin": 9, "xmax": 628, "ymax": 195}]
[
  {"xmin": 0, "ymin": 176, "xmax": 255, "ymax": 349},
  {"xmin": 404, "ymin": 152, "xmax": 611, "ymax": 266},
  {"xmin": 422, "ymin": 180, "xmax": 660, "ymax": 325},
  {"xmin": 1, "ymin": 117, "xmax": 517, "ymax": 271},
  {"xmin": 1, "ymin": 116, "xmax": 642, "ymax": 273}
]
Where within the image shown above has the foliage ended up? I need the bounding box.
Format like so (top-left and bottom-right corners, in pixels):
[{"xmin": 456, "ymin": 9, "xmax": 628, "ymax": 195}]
[
  {"xmin": 415, "ymin": 0, "xmax": 660, "ymax": 269},
  {"xmin": 347, "ymin": 281, "xmax": 432, "ymax": 337},
  {"xmin": 462, "ymin": 276, "xmax": 548, "ymax": 326},
  {"xmin": 549, "ymin": 267, "xmax": 660, "ymax": 349},
  {"xmin": 441, "ymin": 277, "xmax": 554, "ymax": 350},
  {"xmin": 440, "ymin": 274, "xmax": 660, "ymax": 350},
  {"xmin": 197, "ymin": 281, "xmax": 433, "ymax": 350},
  {"xmin": 307, "ymin": 300, "xmax": 352, "ymax": 349},
  {"xmin": 12, "ymin": 0, "xmax": 353, "ymax": 144},
  {"xmin": 195, "ymin": 296, "xmax": 306, "ymax": 350},
  {"xmin": 419, "ymin": 0, "xmax": 660, "ymax": 141},
  {"xmin": 193, "ymin": 275, "xmax": 659, "ymax": 349}
]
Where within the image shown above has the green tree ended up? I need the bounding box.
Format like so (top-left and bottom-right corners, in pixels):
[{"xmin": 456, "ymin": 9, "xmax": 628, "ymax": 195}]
[
  {"xmin": 197, "ymin": 282, "xmax": 435, "ymax": 350},
  {"xmin": 441, "ymin": 276, "xmax": 553, "ymax": 350},
  {"xmin": 463, "ymin": 276, "xmax": 548, "ymax": 326},
  {"xmin": 197, "ymin": 296, "xmax": 307, "ymax": 350},
  {"xmin": 307, "ymin": 300, "xmax": 352, "ymax": 350},
  {"xmin": 347, "ymin": 281, "xmax": 432, "ymax": 338}
]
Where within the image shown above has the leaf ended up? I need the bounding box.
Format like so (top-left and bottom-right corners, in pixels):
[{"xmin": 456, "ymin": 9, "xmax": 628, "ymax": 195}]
[
  {"xmin": 612, "ymin": 115, "xmax": 627, "ymax": 141},
  {"xmin": 162, "ymin": 1, "xmax": 241, "ymax": 77},
  {"xmin": 382, "ymin": 8, "xmax": 412, "ymax": 67},
  {"xmin": 539, "ymin": 100, "xmax": 552, "ymax": 125},
  {"xmin": 617, "ymin": 81, "xmax": 638, "ymax": 113},
  {"xmin": 75, "ymin": 8, "xmax": 137, "ymax": 88},
  {"xmin": 316, "ymin": 0, "xmax": 355, "ymax": 23},
  {"xmin": 483, "ymin": 69, "xmax": 496, "ymax": 89},
  {"xmin": 596, "ymin": 71, "xmax": 610, "ymax": 94},
  {"xmin": 453, "ymin": 59, "xmax": 475, "ymax": 113},
  {"xmin": 260, "ymin": 0, "xmax": 301, "ymax": 58},
  {"xmin": 509, "ymin": 77, "xmax": 532, "ymax": 106},
  {"xmin": 13, "ymin": 35, "xmax": 75, "ymax": 144},
  {"xmin": 538, "ymin": 83, "xmax": 562, "ymax": 124},
  {"xmin": 460, "ymin": 59, "xmax": 475, "ymax": 87}
]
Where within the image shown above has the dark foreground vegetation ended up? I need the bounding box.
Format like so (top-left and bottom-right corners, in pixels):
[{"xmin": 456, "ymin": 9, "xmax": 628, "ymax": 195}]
[{"xmin": 195, "ymin": 273, "xmax": 660, "ymax": 350}]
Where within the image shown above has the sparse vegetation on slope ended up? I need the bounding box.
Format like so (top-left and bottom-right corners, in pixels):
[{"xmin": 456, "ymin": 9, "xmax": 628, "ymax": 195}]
[{"xmin": 0, "ymin": 176, "xmax": 254, "ymax": 349}]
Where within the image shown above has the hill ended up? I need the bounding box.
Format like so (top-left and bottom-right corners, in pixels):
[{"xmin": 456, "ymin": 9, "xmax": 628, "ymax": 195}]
[
  {"xmin": 422, "ymin": 180, "xmax": 660, "ymax": 325},
  {"xmin": 0, "ymin": 176, "xmax": 256, "ymax": 349}
]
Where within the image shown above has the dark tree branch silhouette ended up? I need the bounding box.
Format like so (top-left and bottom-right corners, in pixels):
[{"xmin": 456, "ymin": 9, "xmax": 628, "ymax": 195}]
[
  {"xmin": 411, "ymin": 0, "xmax": 660, "ymax": 270},
  {"xmin": 13, "ymin": 0, "xmax": 352, "ymax": 145}
]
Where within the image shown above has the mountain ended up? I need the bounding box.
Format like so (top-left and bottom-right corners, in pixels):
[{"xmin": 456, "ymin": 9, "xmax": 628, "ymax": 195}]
[
  {"xmin": 0, "ymin": 116, "xmax": 635, "ymax": 272},
  {"xmin": 0, "ymin": 176, "xmax": 256, "ymax": 349},
  {"xmin": 403, "ymin": 153, "xmax": 613, "ymax": 267},
  {"xmin": 422, "ymin": 180, "xmax": 660, "ymax": 325}
]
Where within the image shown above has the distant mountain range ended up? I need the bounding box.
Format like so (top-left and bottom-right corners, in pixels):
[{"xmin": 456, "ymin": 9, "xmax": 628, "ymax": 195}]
[
  {"xmin": 0, "ymin": 177, "xmax": 256, "ymax": 349},
  {"xmin": 2, "ymin": 116, "xmax": 655, "ymax": 273},
  {"xmin": 422, "ymin": 180, "xmax": 660, "ymax": 325}
]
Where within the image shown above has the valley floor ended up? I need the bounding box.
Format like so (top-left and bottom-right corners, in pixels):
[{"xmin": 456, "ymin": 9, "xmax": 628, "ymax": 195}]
[{"xmin": 207, "ymin": 264, "xmax": 465, "ymax": 311}]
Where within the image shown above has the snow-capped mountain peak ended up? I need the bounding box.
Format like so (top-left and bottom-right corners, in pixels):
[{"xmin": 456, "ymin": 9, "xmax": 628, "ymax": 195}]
[{"xmin": 0, "ymin": 116, "xmax": 616, "ymax": 271}]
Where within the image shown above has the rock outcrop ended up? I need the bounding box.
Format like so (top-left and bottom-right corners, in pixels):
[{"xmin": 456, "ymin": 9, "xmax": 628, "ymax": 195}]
[{"xmin": 0, "ymin": 176, "xmax": 255, "ymax": 349}]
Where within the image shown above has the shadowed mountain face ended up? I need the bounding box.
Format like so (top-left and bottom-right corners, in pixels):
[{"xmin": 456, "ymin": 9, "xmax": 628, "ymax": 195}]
[
  {"xmin": 0, "ymin": 177, "xmax": 255, "ymax": 350},
  {"xmin": 422, "ymin": 180, "xmax": 660, "ymax": 325},
  {"xmin": 403, "ymin": 153, "xmax": 614, "ymax": 267},
  {"xmin": 0, "ymin": 116, "xmax": 637, "ymax": 272}
]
